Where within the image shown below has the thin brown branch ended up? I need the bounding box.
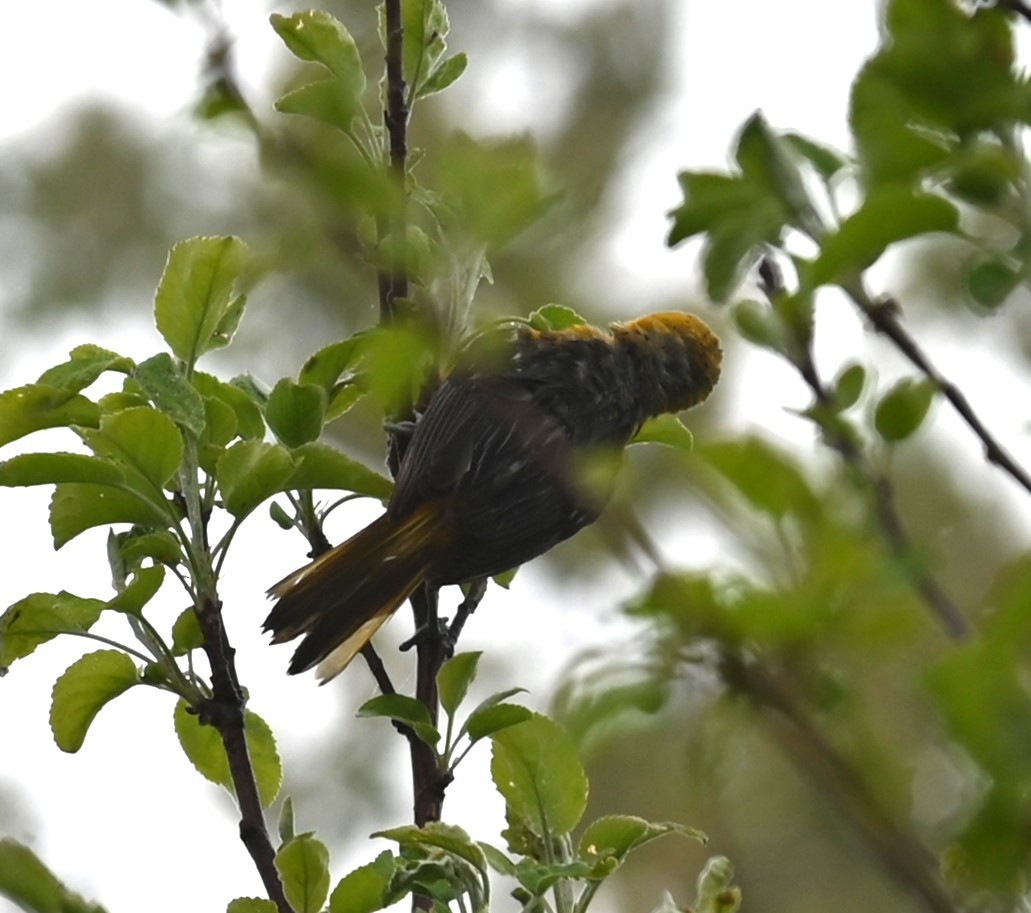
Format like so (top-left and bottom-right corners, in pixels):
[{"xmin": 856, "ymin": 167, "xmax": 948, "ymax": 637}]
[
  {"xmin": 380, "ymin": 0, "xmax": 410, "ymax": 325},
  {"xmin": 196, "ymin": 596, "xmax": 292, "ymax": 913},
  {"xmin": 846, "ymin": 282, "xmax": 1031, "ymax": 499},
  {"xmin": 723, "ymin": 651, "xmax": 962, "ymax": 913}
]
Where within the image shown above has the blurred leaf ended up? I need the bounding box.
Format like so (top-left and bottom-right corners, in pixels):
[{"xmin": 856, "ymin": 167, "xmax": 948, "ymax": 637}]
[
  {"xmin": 398, "ymin": 0, "xmax": 450, "ymax": 97},
  {"xmin": 329, "ymin": 852, "xmax": 397, "ymax": 913},
  {"xmin": 276, "ymin": 835, "xmax": 331, "ymax": 913},
  {"xmin": 694, "ymin": 856, "xmax": 741, "ymax": 913},
  {"xmin": 276, "ymin": 80, "xmax": 363, "ymax": 134},
  {"xmin": 0, "ymin": 384, "xmax": 100, "ymax": 447},
  {"xmin": 0, "ymin": 592, "xmax": 106, "ymax": 671},
  {"xmin": 783, "ymin": 132, "xmax": 851, "ymax": 181},
  {"xmin": 528, "ymin": 304, "xmax": 586, "ymax": 332},
  {"xmin": 0, "ymin": 453, "xmax": 123, "ymax": 487},
  {"xmin": 357, "ymin": 693, "xmax": 440, "ymax": 746},
  {"xmin": 632, "ymin": 414, "xmax": 693, "ymax": 451},
  {"xmin": 490, "ymin": 714, "xmax": 587, "ymax": 836},
  {"xmin": 418, "ymin": 52, "xmax": 468, "ymax": 99},
  {"xmin": 873, "ymin": 377, "xmax": 937, "ymax": 442},
  {"xmin": 812, "ymin": 189, "xmax": 958, "ymax": 286},
  {"xmin": 438, "ymin": 651, "xmax": 482, "ymax": 717},
  {"xmin": 266, "ymin": 379, "xmax": 327, "ymax": 449},
  {"xmin": 967, "ymin": 258, "xmax": 1020, "ymax": 310},
  {"xmin": 0, "ymin": 838, "xmax": 105, "ymax": 913},
  {"xmin": 154, "ymin": 236, "xmax": 249, "ymax": 366},
  {"xmin": 36, "ymin": 345, "xmax": 134, "ymax": 393},
  {"xmin": 134, "ymin": 353, "xmax": 207, "ymax": 438},
  {"xmin": 271, "ymin": 11, "xmax": 365, "ymax": 93},
  {"xmin": 831, "ymin": 363, "xmax": 867, "ymax": 411},
  {"xmin": 216, "ymin": 441, "xmax": 297, "ymax": 519},
  {"xmin": 735, "ymin": 113, "xmax": 817, "ymax": 231},
  {"xmin": 50, "ymin": 650, "xmax": 139, "ymax": 753},
  {"xmin": 173, "ymin": 700, "xmax": 282, "ymax": 808},
  {"xmin": 285, "ymin": 442, "xmax": 393, "ymax": 500}
]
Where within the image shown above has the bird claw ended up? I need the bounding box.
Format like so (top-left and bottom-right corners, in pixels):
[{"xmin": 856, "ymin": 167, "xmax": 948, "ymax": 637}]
[{"xmin": 399, "ymin": 616, "xmax": 455, "ymax": 657}]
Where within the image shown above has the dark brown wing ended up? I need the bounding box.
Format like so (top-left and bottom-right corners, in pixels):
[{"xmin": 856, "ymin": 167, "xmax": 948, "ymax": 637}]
[{"xmin": 389, "ymin": 374, "xmax": 605, "ymax": 584}]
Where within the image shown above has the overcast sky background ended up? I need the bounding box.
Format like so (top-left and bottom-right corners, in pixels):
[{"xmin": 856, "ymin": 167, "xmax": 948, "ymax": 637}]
[{"xmin": 6, "ymin": 3, "xmax": 1028, "ymax": 913}]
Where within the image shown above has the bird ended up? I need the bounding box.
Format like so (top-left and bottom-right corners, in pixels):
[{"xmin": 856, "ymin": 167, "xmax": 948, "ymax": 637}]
[{"xmin": 264, "ymin": 311, "xmax": 722, "ymax": 681}]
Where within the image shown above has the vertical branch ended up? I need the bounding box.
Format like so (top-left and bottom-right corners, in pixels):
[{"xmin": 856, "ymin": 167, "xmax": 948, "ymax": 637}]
[{"xmin": 381, "ymin": 0, "xmax": 410, "ymax": 324}]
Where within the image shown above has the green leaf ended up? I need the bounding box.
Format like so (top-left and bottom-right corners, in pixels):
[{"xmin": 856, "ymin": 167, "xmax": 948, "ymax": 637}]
[
  {"xmin": 399, "ymin": 0, "xmax": 450, "ymax": 96},
  {"xmin": 874, "ymin": 377, "xmax": 937, "ymax": 442},
  {"xmin": 0, "ymin": 838, "xmax": 105, "ymax": 913},
  {"xmin": 374, "ymin": 822, "xmax": 487, "ymax": 875},
  {"xmin": 298, "ymin": 333, "xmax": 371, "ymax": 391},
  {"xmin": 266, "ymin": 379, "xmax": 327, "ymax": 449},
  {"xmin": 193, "ymin": 372, "xmax": 265, "ymax": 440},
  {"xmin": 514, "ymin": 859, "xmax": 593, "ymax": 894},
  {"xmin": 0, "ymin": 591, "xmax": 106, "ymax": 671},
  {"xmin": 134, "ymin": 353, "xmax": 207, "ymax": 437},
  {"xmin": 464, "ymin": 703, "xmax": 533, "ymax": 743},
  {"xmin": 528, "ymin": 304, "xmax": 586, "ymax": 332},
  {"xmin": 490, "ymin": 713, "xmax": 588, "ymax": 836},
  {"xmin": 50, "ymin": 650, "xmax": 139, "ymax": 753},
  {"xmin": 631, "ymin": 414, "xmax": 693, "ymax": 451},
  {"xmin": 357, "ymin": 693, "xmax": 440, "ymax": 746},
  {"xmin": 276, "ymin": 835, "xmax": 331, "ymax": 913},
  {"xmin": 36, "ymin": 344, "xmax": 134, "ymax": 393},
  {"xmin": 271, "ymin": 11, "xmax": 365, "ymax": 93},
  {"xmin": 106, "ymin": 566, "xmax": 165, "ymax": 616},
  {"xmin": 702, "ymin": 199, "xmax": 785, "ymax": 302},
  {"xmin": 735, "ymin": 112, "xmax": 816, "ymax": 231},
  {"xmin": 831, "ymin": 363, "xmax": 867, "ymax": 411},
  {"xmin": 171, "ymin": 607, "xmax": 203, "ymax": 656},
  {"xmin": 732, "ymin": 299, "xmax": 789, "ymax": 356},
  {"xmin": 154, "ymin": 236, "xmax": 249, "ymax": 366},
  {"xmin": 0, "ymin": 384, "xmax": 100, "ymax": 447},
  {"xmin": 438, "ymin": 651, "xmax": 482, "ymax": 716},
  {"xmin": 49, "ymin": 482, "xmax": 171, "ymax": 549},
  {"xmin": 478, "ymin": 842, "xmax": 517, "ymax": 876},
  {"xmin": 967, "ymin": 258, "xmax": 1020, "ymax": 310},
  {"xmin": 783, "ymin": 132, "xmax": 850, "ymax": 181},
  {"xmin": 216, "ymin": 441, "xmax": 297, "ymax": 519},
  {"xmin": 286, "ymin": 442, "xmax": 393, "ymax": 500},
  {"xmin": 118, "ymin": 529, "xmax": 182, "ymax": 569},
  {"xmin": 418, "ymin": 52, "xmax": 468, "ymax": 99},
  {"xmin": 812, "ymin": 189, "xmax": 958, "ymax": 286},
  {"xmin": 174, "ymin": 700, "xmax": 282, "ymax": 807},
  {"xmin": 579, "ymin": 815, "xmax": 706, "ymax": 870},
  {"xmin": 227, "ymin": 899, "xmax": 278, "ymax": 913},
  {"xmin": 329, "ymin": 853, "xmax": 396, "ymax": 913},
  {"xmin": 278, "ymin": 795, "xmax": 296, "ymax": 845},
  {"xmin": 275, "ymin": 79, "xmax": 364, "ymax": 133},
  {"xmin": 83, "ymin": 407, "xmax": 184, "ymax": 492},
  {"xmin": 0, "ymin": 452, "xmax": 123, "ymax": 487}
]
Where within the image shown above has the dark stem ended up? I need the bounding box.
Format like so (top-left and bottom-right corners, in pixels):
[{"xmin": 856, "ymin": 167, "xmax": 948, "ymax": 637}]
[
  {"xmin": 723, "ymin": 651, "xmax": 961, "ymax": 913},
  {"xmin": 380, "ymin": 0, "xmax": 409, "ymax": 324},
  {"xmin": 196, "ymin": 596, "xmax": 292, "ymax": 913},
  {"xmin": 846, "ymin": 283, "xmax": 1031, "ymax": 499},
  {"xmin": 995, "ymin": 0, "xmax": 1031, "ymax": 23}
]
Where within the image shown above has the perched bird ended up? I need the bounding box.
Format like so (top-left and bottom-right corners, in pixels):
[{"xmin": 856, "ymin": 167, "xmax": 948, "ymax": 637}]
[{"xmin": 264, "ymin": 311, "xmax": 722, "ymax": 680}]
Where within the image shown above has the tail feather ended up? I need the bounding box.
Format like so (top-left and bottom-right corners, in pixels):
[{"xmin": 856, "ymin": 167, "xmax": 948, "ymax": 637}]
[{"xmin": 264, "ymin": 503, "xmax": 446, "ymax": 680}]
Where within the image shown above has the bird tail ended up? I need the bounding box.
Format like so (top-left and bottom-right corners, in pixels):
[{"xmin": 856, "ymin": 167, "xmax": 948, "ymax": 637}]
[{"xmin": 264, "ymin": 502, "xmax": 446, "ymax": 681}]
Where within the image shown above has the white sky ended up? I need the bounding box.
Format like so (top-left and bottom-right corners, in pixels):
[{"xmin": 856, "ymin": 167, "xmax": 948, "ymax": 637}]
[{"xmin": 4, "ymin": 3, "xmax": 1029, "ymax": 913}]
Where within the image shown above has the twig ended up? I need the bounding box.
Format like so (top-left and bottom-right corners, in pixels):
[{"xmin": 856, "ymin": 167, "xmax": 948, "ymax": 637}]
[
  {"xmin": 723, "ymin": 651, "xmax": 961, "ymax": 913},
  {"xmin": 844, "ymin": 279, "xmax": 1031, "ymax": 499},
  {"xmin": 381, "ymin": 0, "xmax": 410, "ymax": 325},
  {"xmin": 196, "ymin": 596, "xmax": 293, "ymax": 913}
]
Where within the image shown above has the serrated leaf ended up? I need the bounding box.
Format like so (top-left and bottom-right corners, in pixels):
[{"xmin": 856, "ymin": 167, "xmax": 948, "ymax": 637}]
[
  {"xmin": 812, "ymin": 189, "xmax": 958, "ymax": 286},
  {"xmin": 216, "ymin": 441, "xmax": 297, "ymax": 519},
  {"xmin": 154, "ymin": 236, "xmax": 249, "ymax": 367},
  {"xmin": 438, "ymin": 651, "xmax": 481, "ymax": 716},
  {"xmin": 36, "ymin": 344, "xmax": 134, "ymax": 393},
  {"xmin": 298, "ymin": 334, "xmax": 371, "ymax": 391},
  {"xmin": 329, "ymin": 854, "xmax": 396, "ymax": 913},
  {"xmin": 276, "ymin": 835, "xmax": 331, "ymax": 913},
  {"xmin": 373, "ymin": 822, "xmax": 486, "ymax": 873},
  {"xmin": 464, "ymin": 703, "xmax": 532, "ymax": 743},
  {"xmin": 49, "ymin": 483, "xmax": 171, "ymax": 549},
  {"xmin": 83, "ymin": 407, "xmax": 184, "ymax": 492},
  {"xmin": 0, "ymin": 591, "xmax": 106, "ymax": 672},
  {"xmin": 490, "ymin": 714, "xmax": 587, "ymax": 836},
  {"xmin": 0, "ymin": 452, "xmax": 124, "ymax": 487},
  {"xmin": 174, "ymin": 700, "xmax": 282, "ymax": 807},
  {"xmin": 193, "ymin": 372, "xmax": 265, "ymax": 440},
  {"xmin": 134, "ymin": 353, "xmax": 207, "ymax": 437},
  {"xmin": 227, "ymin": 899, "xmax": 278, "ymax": 913},
  {"xmin": 418, "ymin": 52, "xmax": 468, "ymax": 99},
  {"xmin": 874, "ymin": 377, "xmax": 937, "ymax": 442},
  {"xmin": 266, "ymin": 379, "xmax": 327, "ymax": 449},
  {"xmin": 50, "ymin": 650, "xmax": 138, "ymax": 752},
  {"xmin": 631, "ymin": 414, "xmax": 693, "ymax": 451},
  {"xmin": 0, "ymin": 384, "xmax": 100, "ymax": 447},
  {"xmin": 357, "ymin": 693, "xmax": 440, "ymax": 746},
  {"xmin": 106, "ymin": 566, "xmax": 165, "ymax": 616},
  {"xmin": 271, "ymin": 11, "xmax": 365, "ymax": 92},
  {"xmin": 528, "ymin": 304, "xmax": 586, "ymax": 332},
  {"xmin": 171, "ymin": 607, "xmax": 203, "ymax": 656},
  {"xmin": 400, "ymin": 0, "xmax": 450, "ymax": 96}
]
